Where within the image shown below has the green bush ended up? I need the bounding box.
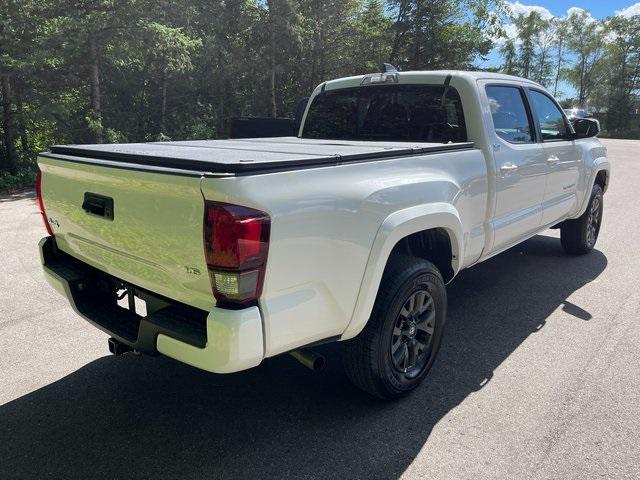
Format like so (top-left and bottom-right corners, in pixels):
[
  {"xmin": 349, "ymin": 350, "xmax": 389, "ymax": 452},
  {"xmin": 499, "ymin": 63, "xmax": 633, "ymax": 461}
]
[
  {"xmin": 0, "ymin": 166, "xmax": 38, "ymax": 194},
  {"xmin": 599, "ymin": 127, "xmax": 640, "ymax": 140}
]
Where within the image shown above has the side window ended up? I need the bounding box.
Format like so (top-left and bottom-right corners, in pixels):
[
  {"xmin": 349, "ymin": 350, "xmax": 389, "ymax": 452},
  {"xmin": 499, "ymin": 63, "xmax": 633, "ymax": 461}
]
[
  {"xmin": 528, "ymin": 90, "xmax": 568, "ymax": 141},
  {"xmin": 486, "ymin": 86, "xmax": 533, "ymax": 144}
]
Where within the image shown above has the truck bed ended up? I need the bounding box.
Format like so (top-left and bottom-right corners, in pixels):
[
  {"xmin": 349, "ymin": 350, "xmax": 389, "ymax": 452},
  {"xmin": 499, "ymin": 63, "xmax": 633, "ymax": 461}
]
[{"xmin": 46, "ymin": 137, "xmax": 474, "ymax": 175}]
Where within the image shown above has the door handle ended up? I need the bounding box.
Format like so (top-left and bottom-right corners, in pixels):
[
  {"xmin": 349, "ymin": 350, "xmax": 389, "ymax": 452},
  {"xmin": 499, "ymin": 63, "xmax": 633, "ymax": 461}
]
[
  {"xmin": 500, "ymin": 163, "xmax": 518, "ymax": 174},
  {"xmin": 547, "ymin": 155, "xmax": 560, "ymax": 164}
]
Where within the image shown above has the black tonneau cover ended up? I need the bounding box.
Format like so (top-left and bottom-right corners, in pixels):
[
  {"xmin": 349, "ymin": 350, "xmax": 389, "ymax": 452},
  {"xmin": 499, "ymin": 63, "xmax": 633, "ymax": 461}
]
[{"xmin": 47, "ymin": 137, "xmax": 474, "ymax": 175}]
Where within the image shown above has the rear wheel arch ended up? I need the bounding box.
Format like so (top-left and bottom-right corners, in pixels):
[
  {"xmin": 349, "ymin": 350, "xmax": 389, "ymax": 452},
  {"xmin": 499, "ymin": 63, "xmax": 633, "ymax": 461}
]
[
  {"xmin": 342, "ymin": 205, "xmax": 463, "ymax": 340},
  {"xmin": 388, "ymin": 228, "xmax": 455, "ymax": 283}
]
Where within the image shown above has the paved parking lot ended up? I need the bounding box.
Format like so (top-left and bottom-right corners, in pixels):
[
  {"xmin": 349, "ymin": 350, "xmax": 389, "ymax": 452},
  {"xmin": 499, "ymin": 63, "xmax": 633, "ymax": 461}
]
[{"xmin": 1, "ymin": 138, "xmax": 639, "ymax": 480}]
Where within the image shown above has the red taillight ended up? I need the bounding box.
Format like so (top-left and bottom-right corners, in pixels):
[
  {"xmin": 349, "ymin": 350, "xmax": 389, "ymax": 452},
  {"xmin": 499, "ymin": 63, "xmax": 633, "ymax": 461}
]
[
  {"xmin": 204, "ymin": 201, "xmax": 270, "ymax": 305},
  {"xmin": 35, "ymin": 170, "xmax": 54, "ymax": 236}
]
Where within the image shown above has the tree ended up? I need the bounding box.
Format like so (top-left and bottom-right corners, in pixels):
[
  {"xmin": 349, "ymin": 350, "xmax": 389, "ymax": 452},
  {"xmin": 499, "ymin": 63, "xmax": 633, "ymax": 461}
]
[
  {"xmin": 37, "ymin": 0, "xmax": 151, "ymax": 142},
  {"xmin": 499, "ymin": 39, "xmax": 518, "ymax": 75},
  {"xmin": 565, "ymin": 9, "xmax": 605, "ymax": 107},
  {"xmin": 262, "ymin": 0, "xmax": 300, "ymax": 117},
  {"xmin": 388, "ymin": 0, "xmax": 498, "ymax": 70},
  {"xmin": 0, "ymin": 0, "xmax": 42, "ymax": 173},
  {"xmin": 1, "ymin": 74, "xmax": 17, "ymax": 174},
  {"xmin": 9, "ymin": 0, "xmax": 638, "ymax": 182},
  {"xmin": 497, "ymin": 6, "xmax": 558, "ymax": 84},
  {"xmin": 551, "ymin": 18, "xmax": 566, "ymax": 96},
  {"xmin": 513, "ymin": 12, "xmax": 536, "ymax": 78},
  {"xmin": 138, "ymin": 23, "xmax": 201, "ymax": 135},
  {"xmin": 595, "ymin": 15, "xmax": 640, "ymax": 131},
  {"xmin": 532, "ymin": 16, "xmax": 555, "ymax": 86}
]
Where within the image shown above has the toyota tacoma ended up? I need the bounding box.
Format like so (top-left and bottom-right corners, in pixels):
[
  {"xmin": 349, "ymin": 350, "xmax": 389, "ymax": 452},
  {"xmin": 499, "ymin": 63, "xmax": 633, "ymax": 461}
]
[{"xmin": 36, "ymin": 68, "xmax": 609, "ymax": 398}]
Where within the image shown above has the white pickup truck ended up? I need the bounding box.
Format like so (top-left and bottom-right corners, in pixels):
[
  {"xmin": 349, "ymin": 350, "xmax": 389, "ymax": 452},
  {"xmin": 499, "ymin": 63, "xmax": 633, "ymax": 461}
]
[{"xmin": 37, "ymin": 69, "xmax": 609, "ymax": 398}]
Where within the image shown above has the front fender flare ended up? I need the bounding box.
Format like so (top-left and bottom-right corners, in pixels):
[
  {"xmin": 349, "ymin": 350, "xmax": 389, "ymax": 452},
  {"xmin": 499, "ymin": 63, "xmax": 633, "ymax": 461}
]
[{"xmin": 341, "ymin": 203, "xmax": 464, "ymax": 340}]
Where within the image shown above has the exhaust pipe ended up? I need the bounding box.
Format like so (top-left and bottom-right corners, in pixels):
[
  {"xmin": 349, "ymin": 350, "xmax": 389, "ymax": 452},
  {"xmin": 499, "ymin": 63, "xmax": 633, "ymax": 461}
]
[
  {"xmin": 290, "ymin": 349, "xmax": 326, "ymax": 372},
  {"xmin": 108, "ymin": 337, "xmax": 133, "ymax": 356}
]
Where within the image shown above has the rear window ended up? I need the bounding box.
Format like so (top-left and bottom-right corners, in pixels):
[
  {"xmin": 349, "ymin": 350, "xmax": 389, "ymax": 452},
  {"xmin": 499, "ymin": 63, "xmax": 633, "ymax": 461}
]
[{"xmin": 301, "ymin": 84, "xmax": 467, "ymax": 143}]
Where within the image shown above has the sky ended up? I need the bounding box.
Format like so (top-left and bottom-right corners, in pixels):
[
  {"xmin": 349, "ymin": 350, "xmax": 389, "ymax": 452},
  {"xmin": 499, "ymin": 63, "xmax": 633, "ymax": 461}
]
[
  {"xmin": 505, "ymin": 0, "xmax": 640, "ymax": 19},
  {"xmin": 482, "ymin": 1, "xmax": 640, "ymax": 98}
]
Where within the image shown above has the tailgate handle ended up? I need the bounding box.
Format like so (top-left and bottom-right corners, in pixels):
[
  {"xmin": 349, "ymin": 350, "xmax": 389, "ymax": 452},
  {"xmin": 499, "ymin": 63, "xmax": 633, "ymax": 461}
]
[{"xmin": 82, "ymin": 193, "xmax": 114, "ymax": 220}]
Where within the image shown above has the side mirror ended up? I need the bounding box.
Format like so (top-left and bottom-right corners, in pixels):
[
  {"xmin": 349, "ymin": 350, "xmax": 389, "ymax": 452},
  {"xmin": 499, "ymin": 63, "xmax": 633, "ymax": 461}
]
[{"xmin": 571, "ymin": 118, "xmax": 599, "ymax": 139}]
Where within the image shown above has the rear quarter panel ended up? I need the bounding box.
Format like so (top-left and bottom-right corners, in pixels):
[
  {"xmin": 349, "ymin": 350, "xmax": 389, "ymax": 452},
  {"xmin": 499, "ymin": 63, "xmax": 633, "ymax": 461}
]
[{"xmin": 201, "ymin": 148, "xmax": 488, "ymax": 356}]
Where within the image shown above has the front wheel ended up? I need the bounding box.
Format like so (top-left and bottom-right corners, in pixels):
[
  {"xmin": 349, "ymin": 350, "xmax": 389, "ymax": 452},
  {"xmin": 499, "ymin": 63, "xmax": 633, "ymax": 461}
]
[
  {"xmin": 342, "ymin": 255, "xmax": 447, "ymax": 399},
  {"xmin": 560, "ymin": 183, "xmax": 603, "ymax": 255}
]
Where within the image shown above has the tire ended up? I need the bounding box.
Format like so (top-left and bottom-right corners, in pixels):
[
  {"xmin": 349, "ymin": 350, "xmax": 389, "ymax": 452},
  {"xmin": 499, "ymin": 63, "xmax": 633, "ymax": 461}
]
[
  {"xmin": 342, "ymin": 255, "xmax": 447, "ymax": 399},
  {"xmin": 560, "ymin": 183, "xmax": 604, "ymax": 255}
]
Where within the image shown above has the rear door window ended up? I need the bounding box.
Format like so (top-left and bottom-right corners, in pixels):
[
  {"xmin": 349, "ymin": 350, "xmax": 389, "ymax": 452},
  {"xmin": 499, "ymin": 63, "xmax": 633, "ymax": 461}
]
[{"xmin": 485, "ymin": 86, "xmax": 534, "ymax": 144}]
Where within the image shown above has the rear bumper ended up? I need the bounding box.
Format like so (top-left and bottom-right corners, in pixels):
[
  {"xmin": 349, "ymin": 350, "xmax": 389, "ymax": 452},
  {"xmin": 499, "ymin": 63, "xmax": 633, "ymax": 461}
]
[{"xmin": 39, "ymin": 236, "xmax": 264, "ymax": 373}]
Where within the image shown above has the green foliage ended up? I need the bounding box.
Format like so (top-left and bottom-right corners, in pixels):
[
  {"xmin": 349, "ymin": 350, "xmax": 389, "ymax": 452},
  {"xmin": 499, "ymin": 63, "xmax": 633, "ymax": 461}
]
[
  {"xmin": 0, "ymin": 165, "xmax": 37, "ymax": 193},
  {"xmin": 3, "ymin": 0, "xmax": 639, "ymax": 184},
  {"xmin": 498, "ymin": 9, "xmax": 557, "ymax": 86},
  {"xmin": 1, "ymin": 0, "xmax": 498, "ymax": 180},
  {"xmin": 563, "ymin": 9, "xmax": 606, "ymax": 107},
  {"xmin": 599, "ymin": 126, "xmax": 640, "ymax": 139},
  {"xmin": 496, "ymin": 7, "xmax": 640, "ymax": 139},
  {"xmin": 388, "ymin": 0, "xmax": 498, "ymax": 69},
  {"xmin": 140, "ymin": 22, "xmax": 201, "ymax": 75}
]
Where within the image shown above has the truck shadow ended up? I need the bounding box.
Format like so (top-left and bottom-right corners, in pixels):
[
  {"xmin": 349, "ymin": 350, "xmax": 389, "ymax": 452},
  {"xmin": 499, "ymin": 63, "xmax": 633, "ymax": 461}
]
[{"xmin": 0, "ymin": 234, "xmax": 607, "ymax": 480}]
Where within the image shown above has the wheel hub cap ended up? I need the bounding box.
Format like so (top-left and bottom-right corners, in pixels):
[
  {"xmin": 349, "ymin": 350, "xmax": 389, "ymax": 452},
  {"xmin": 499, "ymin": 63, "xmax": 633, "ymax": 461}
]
[
  {"xmin": 586, "ymin": 196, "xmax": 601, "ymax": 247},
  {"xmin": 390, "ymin": 289, "xmax": 436, "ymax": 376},
  {"xmin": 407, "ymin": 322, "xmax": 417, "ymax": 337}
]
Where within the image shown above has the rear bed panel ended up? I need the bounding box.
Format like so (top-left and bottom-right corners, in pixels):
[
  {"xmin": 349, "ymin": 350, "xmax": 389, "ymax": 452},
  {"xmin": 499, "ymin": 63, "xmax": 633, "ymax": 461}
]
[{"xmin": 38, "ymin": 156, "xmax": 213, "ymax": 311}]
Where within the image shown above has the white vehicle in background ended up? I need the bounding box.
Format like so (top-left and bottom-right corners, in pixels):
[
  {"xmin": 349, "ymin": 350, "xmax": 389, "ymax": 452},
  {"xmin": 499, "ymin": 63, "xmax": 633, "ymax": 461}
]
[{"xmin": 36, "ymin": 67, "xmax": 609, "ymax": 398}]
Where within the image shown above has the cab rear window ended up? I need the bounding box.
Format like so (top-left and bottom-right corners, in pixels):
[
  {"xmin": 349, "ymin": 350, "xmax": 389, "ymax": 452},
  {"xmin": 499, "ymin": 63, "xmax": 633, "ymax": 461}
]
[{"xmin": 302, "ymin": 84, "xmax": 467, "ymax": 143}]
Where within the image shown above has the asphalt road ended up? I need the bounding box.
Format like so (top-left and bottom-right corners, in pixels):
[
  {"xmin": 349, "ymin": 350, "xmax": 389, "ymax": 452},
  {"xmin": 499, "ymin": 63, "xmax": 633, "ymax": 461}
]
[{"xmin": 1, "ymin": 138, "xmax": 639, "ymax": 480}]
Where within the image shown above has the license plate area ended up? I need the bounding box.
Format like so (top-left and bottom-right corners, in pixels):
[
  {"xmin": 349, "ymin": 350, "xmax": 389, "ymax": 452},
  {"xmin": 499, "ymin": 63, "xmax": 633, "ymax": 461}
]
[{"xmin": 116, "ymin": 286, "xmax": 148, "ymax": 317}]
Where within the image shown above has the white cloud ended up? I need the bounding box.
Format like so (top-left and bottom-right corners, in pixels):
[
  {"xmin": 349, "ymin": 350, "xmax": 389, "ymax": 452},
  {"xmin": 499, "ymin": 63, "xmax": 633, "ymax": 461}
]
[
  {"xmin": 566, "ymin": 7, "xmax": 585, "ymax": 17},
  {"xmin": 506, "ymin": 1, "xmax": 555, "ymax": 21},
  {"xmin": 615, "ymin": 3, "xmax": 640, "ymax": 17},
  {"xmin": 566, "ymin": 6, "xmax": 597, "ymax": 24},
  {"xmin": 492, "ymin": 23, "xmax": 519, "ymax": 46},
  {"xmin": 496, "ymin": 2, "xmax": 557, "ymax": 46},
  {"xmin": 504, "ymin": 3, "xmax": 602, "ymax": 23},
  {"xmin": 502, "ymin": 1, "xmax": 640, "ymax": 25},
  {"xmin": 495, "ymin": 2, "xmax": 613, "ymax": 46}
]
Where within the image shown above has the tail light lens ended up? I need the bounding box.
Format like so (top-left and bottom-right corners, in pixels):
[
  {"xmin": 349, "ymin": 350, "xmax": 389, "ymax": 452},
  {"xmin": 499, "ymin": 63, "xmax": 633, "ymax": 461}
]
[
  {"xmin": 35, "ymin": 171, "xmax": 54, "ymax": 236},
  {"xmin": 203, "ymin": 201, "xmax": 270, "ymax": 306}
]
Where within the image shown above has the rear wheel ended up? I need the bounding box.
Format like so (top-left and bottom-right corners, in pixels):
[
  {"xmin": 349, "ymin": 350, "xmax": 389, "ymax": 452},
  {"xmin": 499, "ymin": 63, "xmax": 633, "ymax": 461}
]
[
  {"xmin": 560, "ymin": 183, "xmax": 603, "ymax": 255},
  {"xmin": 342, "ymin": 255, "xmax": 447, "ymax": 399}
]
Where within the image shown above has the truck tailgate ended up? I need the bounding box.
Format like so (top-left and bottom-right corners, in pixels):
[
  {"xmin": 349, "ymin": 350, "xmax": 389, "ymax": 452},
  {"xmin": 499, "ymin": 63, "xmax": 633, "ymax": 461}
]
[{"xmin": 37, "ymin": 156, "xmax": 213, "ymax": 311}]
